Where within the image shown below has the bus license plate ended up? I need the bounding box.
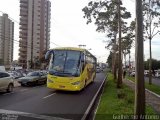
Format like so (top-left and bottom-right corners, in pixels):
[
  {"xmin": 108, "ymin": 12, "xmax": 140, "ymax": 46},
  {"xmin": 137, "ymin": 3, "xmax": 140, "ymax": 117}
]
[{"xmin": 59, "ymin": 85, "xmax": 65, "ymax": 88}]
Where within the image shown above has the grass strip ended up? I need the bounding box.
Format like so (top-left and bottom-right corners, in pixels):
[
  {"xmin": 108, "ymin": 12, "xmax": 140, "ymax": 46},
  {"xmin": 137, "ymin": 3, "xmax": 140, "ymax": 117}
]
[
  {"xmin": 95, "ymin": 73, "xmax": 156, "ymax": 120},
  {"xmin": 126, "ymin": 76, "xmax": 160, "ymax": 95}
]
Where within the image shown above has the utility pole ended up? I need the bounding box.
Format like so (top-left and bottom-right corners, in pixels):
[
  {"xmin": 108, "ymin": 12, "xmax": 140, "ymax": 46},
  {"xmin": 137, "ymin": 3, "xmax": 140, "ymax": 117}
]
[
  {"xmin": 134, "ymin": 0, "xmax": 145, "ymax": 118},
  {"xmin": 117, "ymin": 0, "xmax": 122, "ymax": 88}
]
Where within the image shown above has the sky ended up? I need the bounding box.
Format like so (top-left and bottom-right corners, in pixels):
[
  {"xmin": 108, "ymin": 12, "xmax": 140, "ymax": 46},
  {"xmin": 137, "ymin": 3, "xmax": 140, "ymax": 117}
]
[{"xmin": 0, "ymin": 0, "xmax": 160, "ymax": 63}]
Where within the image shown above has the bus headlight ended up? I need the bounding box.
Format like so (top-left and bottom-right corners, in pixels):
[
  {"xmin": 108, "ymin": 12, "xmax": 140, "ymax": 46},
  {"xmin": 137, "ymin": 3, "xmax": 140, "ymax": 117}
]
[
  {"xmin": 71, "ymin": 81, "xmax": 80, "ymax": 85},
  {"xmin": 47, "ymin": 79, "xmax": 54, "ymax": 83}
]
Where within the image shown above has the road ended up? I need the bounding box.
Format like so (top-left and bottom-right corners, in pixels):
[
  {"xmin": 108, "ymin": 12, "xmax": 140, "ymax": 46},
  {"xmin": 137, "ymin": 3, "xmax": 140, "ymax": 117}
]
[
  {"xmin": 0, "ymin": 72, "xmax": 106, "ymax": 120},
  {"xmin": 145, "ymin": 77, "xmax": 160, "ymax": 86}
]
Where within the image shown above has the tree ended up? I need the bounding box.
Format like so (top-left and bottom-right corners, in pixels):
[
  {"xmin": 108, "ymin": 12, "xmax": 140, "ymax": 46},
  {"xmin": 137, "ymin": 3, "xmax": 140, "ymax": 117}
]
[
  {"xmin": 144, "ymin": 58, "xmax": 160, "ymax": 70},
  {"xmin": 82, "ymin": 0, "xmax": 131, "ymax": 87},
  {"xmin": 107, "ymin": 51, "xmax": 112, "ymax": 68},
  {"xmin": 122, "ymin": 21, "xmax": 135, "ymax": 68},
  {"xmin": 143, "ymin": 0, "xmax": 160, "ymax": 84},
  {"xmin": 135, "ymin": 0, "xmax": 145, "ymax": 118}
]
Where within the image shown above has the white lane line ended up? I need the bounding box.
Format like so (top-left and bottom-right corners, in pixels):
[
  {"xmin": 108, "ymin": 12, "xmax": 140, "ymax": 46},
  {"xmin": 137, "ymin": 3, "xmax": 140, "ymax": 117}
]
[
  {"xmin": 0, "ymin": 109, "xmax": 71, "ymax": 120},
  {"xmin": 3, "ymin": 92, "xmax": 14, "ymax": 96},
  {"xmin": 43, "ymin": 93, "xmax": 56, "ymax": 99},
  {"xmin": 20, "ymin": 89, "xmax": 28, "ymax": 92}
]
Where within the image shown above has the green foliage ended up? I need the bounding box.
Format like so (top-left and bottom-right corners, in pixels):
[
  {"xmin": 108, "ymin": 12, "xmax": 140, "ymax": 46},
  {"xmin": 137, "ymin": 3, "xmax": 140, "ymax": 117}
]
[
  {"xmin": 144, "ymin": 58, "xmax": 160, "ymax": 70},
  {"xmin": 107, "ymin": 51, "xmax": 112, "ymax": 68},
  {"xmin": 95, "ymin": 73, "xmax": 156, "ymax": 120},
  {"xmin": 82, "ymin": 0, "xmax": 132, "ymax": 50}
]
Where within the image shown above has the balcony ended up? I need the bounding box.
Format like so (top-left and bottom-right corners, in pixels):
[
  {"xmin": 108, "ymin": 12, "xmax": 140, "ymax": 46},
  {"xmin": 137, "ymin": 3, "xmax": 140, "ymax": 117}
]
[
  {"xmin": 20, "ymin": 9, "xmax": 28, "ymax": 16},
  {"xmin": 19, "ymin": 30, "xmax": 27, "ymax": 35},
  {"xmin": 20, "ymin": 3, "xmax": 28, "ymax": 8},
  {"xmin": 20, "ymin": 0, "xmax": 28, "ymax": 4},
  {"xmin": 20, "ymin": 7, "xmax": 28, "ymax": 13},
  {"xmin": 19, "ymin": 43, "xmax": 27, "ymax": 48},
  {"xmin": 19, "ymin": 47, "xmax": 27, "ymax": 52},
  {"xmin": 19, "ymin": 39, "xmax": 27, "ymax": 44},
  {"xmin": 19, "ymin": 52, "xmax": 27, "ymax": 58},
  {"xmin": 19, "ymin": 34, "xmax": 27, "ymax": 40},
  {"xmin": 20, "ymin": 16, "xmax": 28, "ymax": 21},
  {"xmin": 19, "ymin": 57, "xmax": 27, "ymax": 62},
  {"xmin": 19, "ymin": 24, "xmax": 27, "ymax": 30},
  {"xmin": 20, "ymin": 20, "xmax": 28, "ymax": 25}
]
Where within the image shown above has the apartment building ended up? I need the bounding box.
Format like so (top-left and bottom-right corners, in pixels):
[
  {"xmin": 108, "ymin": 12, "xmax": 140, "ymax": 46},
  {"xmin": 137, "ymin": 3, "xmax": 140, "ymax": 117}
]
[
  {"xmin": 19, "ymin": 0, "xmax": 51, "ymax": 68},
  {"xmin": 0, "ymin": 14, "xmax": 14, "ymax": 68}
]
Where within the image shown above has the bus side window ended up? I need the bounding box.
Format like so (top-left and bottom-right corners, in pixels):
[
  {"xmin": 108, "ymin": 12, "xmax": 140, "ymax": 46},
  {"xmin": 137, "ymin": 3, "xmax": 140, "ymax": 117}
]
[{"xmin": 81, "ymin": 53, "xmax": 85, "ymax": 72}]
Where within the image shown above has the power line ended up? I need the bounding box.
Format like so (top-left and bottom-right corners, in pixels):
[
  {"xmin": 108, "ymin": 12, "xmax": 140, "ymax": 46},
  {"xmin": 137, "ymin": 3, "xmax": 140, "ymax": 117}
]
[
  {"xmin": 0, "ymin": 33, "xmax": 40, "ymax": 51},
  {"xmin": 0, "ymin": 10, "xmax": 61, "ymax": 47}
]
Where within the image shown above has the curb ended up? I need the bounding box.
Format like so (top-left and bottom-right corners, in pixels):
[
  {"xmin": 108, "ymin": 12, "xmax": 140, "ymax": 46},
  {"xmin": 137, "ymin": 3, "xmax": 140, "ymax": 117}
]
[
  {"xmin": 145, "ymin": 89, "xmax": 160, "ymax": 98},
  {"xmin": 81, "ymin": 75, "xmax": 107, "ymax": 120},
  {"xmin": 126, "ymin": 79, "xmax": 160, "ymax": 99},
  {"xmin": 92, "ymin": 76, "xmax": 107, "ymax": 120}
]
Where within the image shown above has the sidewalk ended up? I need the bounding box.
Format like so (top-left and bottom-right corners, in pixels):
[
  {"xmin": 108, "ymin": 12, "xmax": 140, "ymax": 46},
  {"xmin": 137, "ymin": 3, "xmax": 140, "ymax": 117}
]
[{"xmin": 123, "ymin": 79, "xmax": 160, "ymax": 114}]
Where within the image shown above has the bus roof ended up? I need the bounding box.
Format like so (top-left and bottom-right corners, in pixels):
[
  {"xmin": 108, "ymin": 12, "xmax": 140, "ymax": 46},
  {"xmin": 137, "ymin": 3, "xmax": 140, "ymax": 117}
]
[
  {"xmin": 51, "ymin": 47, "xmax": 86, "ymax": 52},
  {"xmin": 49, "ymin": 47, "xmax": 97, "ymax": 61}
]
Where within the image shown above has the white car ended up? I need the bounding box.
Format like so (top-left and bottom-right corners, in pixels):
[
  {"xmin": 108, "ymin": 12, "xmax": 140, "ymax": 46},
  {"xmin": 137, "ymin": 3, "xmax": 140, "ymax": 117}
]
[
  {"xmin": 130, "ymin": 71, "xmax": 135, "ymax": 77},
  {"xmin": 0, "ymin": 72, "xmax": 14, "ymax": 92},
  {"xmin": 155, "ymin": 72, "xmax": 160, "ymax": 78}
]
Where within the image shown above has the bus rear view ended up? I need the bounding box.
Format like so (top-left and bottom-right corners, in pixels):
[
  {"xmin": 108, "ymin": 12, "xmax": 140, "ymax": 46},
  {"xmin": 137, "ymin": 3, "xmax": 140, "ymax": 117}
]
[{"xmin": 45, "ymin": 47, "xmax": 97, "ymax": 91}]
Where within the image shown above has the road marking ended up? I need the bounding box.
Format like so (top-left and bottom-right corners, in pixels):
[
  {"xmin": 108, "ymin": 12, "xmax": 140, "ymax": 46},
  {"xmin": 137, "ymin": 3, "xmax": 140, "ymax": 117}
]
[
  {"xmin": 3, "ymin": 92, "xmax": 14, "ymax": 96},
  {"xmin": 43, "ymin": 93, "xmax": 56, "ymax": 99},
  {"xmin": 20, "ymin": 89, "xmax": 28, "ymax": 92},
  {"xmin": 0, "ymin": 109, "xmax": 71, "ymax": 120}
]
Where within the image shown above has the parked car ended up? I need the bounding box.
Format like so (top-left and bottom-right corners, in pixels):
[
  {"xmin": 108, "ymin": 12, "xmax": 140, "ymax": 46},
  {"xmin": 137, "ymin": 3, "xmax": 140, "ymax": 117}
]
[
  {"xmin": 144, "ymin": 70, "xmax": 149, "ymax": 76},
  {"xmin": 18, "ymin": 71, "xmax": 47, "ymax": 86},
  {"xmin": 0, "ymin": 72, "xmax": 14, "ymax": 92},
  {"xmin": 130, "ymin": 71, "xmax": 135, "ymax": 77},
  {"xmin": 8, "ymin": 71, "xmax": 23, "ymax": 79},
  {"xmin": 96, "ymin": 67, "xmax": 102, "ymax": 73},
  {"xmin": 155, "ymin": 72, "xmax": 160, "ymax": 78}
]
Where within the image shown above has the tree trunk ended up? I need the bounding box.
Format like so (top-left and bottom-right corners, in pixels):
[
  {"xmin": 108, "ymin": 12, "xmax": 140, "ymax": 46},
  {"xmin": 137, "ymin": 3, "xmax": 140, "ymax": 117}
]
[
  {"xmin": 129, "ymin": 50, "xmax": 131, "ymax": 76},
  {"xmin": 134, "ymin": 0, "xmax": 145, "ymax": 119},
  {"xmin": 124, "ymin": 53, "xmax": 126, "ymax": 68},
  {"xmin": 113, "ymin": 34, "xmax": 117, "ymax": 80},
  {"xmin": 149, "ymin": 37, "xmax": 152, "ymax": 85},
  {"xmin": 117, "ymin": 0, "xmax": 122, "ymax": 88}
]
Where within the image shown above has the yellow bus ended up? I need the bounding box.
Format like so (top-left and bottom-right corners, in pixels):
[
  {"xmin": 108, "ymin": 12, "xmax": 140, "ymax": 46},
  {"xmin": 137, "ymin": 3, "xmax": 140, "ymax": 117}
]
[{"xmin": 45, "ymin": 47, "xmax": 97, "ymax": 91}]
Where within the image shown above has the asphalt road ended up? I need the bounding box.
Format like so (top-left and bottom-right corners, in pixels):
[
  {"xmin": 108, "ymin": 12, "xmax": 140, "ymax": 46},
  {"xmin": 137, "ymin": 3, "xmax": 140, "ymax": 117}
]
[
  {"xmin": 145, "ymin": 77, "xmax": 160, "ymax": 86},
  {"xmin": 0, "ymin": 72, "xmax": 106, "ymax": 120}
]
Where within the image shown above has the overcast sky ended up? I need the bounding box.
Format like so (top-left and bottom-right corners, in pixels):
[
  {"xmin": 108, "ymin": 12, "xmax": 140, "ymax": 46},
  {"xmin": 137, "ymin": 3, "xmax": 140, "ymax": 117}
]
[{"xmin": 0, "ymin": 0, "xmax": 160, "ymax": 63}]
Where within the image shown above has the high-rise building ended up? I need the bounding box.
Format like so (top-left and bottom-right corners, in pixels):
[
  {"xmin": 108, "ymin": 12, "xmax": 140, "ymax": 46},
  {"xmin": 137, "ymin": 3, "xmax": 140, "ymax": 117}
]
[
  {"xmin": 0, "ymin": 14, "xmax": 14, "ymax": 68},
  {"xmin": 19, "ymin": 0, "xmax": 51, "ymax": 68}
]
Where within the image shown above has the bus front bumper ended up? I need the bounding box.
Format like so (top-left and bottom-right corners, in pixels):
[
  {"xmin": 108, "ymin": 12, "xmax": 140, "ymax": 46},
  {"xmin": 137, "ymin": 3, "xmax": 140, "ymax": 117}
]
[{"xmin": 47, "ymin": 82, "xmax": 83, "ymax": 91}]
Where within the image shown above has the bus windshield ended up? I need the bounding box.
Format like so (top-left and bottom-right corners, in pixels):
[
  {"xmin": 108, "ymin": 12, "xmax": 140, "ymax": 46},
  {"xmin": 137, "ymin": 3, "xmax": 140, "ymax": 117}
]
[{"xmin": 48, "ymin": 50, "xmax": 81, "ymax": 77}]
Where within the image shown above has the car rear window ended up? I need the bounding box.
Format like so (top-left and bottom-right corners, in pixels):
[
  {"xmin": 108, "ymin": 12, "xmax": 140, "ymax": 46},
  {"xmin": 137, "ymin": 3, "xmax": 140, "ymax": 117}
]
[{"xmin": 0, "ymin": 72, "xmax": 10, "ymax": 78}]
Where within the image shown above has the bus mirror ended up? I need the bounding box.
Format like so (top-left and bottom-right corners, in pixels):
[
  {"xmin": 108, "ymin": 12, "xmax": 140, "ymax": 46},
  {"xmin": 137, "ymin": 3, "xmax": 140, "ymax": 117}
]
[{"xmin": 45, "ymin": 50, "xmax": 53, "ymax": 60}]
